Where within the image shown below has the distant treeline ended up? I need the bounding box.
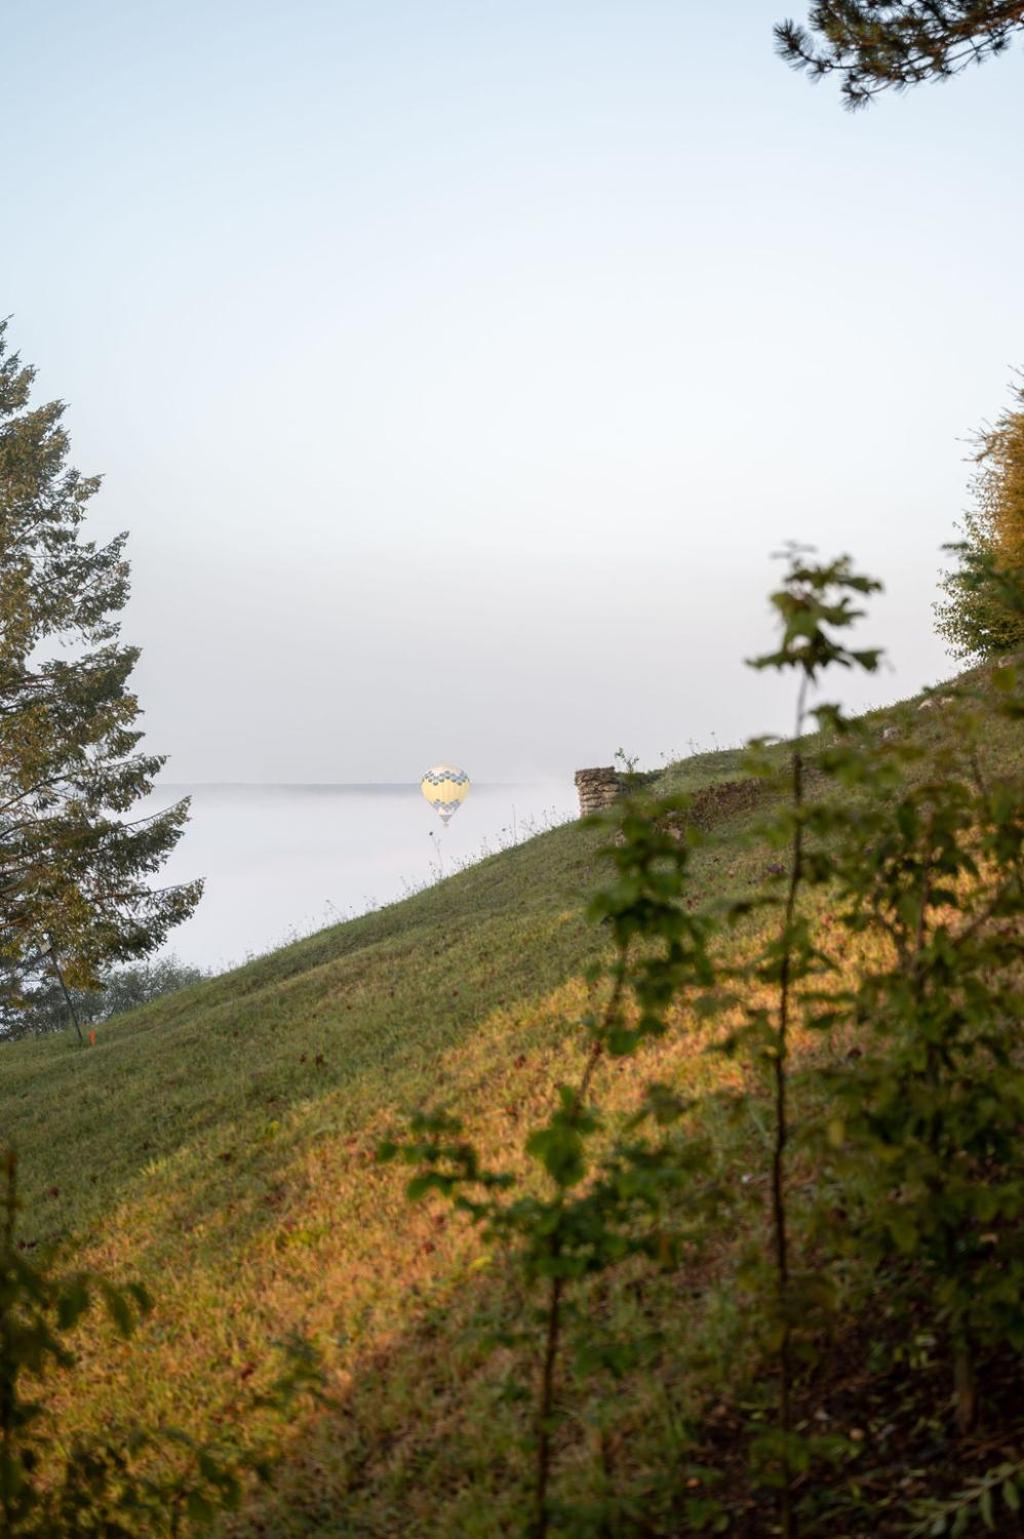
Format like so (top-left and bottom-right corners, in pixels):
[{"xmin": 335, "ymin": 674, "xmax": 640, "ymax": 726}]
[{"xmin": 3, "ymin": 956, "xmax": 208, "ymax": 1042}]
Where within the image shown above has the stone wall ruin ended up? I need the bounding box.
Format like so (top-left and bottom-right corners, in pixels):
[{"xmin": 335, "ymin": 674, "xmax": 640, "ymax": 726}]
[{"xmin": 573, "ymin": 766, "xmax": 624, "ymax": 817}]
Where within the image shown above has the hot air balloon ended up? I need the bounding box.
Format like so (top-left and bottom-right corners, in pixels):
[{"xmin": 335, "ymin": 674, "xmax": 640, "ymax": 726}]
[{"xmin": 421, "ymin": 764, "xmax": 470, "ymax": 826}]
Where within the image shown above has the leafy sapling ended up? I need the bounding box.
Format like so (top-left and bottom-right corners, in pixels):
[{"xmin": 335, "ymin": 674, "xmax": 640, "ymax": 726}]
[{"xmin": 745, "ymin": 548, "xmax": 882, "ymax": 1537}]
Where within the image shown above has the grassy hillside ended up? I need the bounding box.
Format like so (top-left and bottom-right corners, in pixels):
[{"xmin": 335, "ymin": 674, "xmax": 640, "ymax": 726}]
[{"xmin": 3, "ymin": 676, "xmax": 1024, "ymax": 1537}]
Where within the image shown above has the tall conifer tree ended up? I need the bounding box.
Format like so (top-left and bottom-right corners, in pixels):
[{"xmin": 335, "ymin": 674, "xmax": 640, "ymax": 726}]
[{"xmin": 0, "ymin": 322, "xmax": 201, "ymax": 1037}]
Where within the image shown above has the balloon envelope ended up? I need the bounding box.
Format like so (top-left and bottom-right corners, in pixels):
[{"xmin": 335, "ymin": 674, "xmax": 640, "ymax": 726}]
[{"xmin": 421, "ymin": 764, "xmax": 470, "ymax": 825}]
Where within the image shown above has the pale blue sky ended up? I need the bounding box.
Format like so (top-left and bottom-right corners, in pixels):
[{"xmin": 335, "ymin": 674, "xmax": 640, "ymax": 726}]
[{"xmin": 5, "ymin": 1, "xmax": 1023, "ymax": 780}]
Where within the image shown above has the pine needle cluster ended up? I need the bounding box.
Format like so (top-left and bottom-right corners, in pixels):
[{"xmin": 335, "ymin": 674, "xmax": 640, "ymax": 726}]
[{"xmin": 776, "ymin": 2, "xmax": 1024, "ymax": 106}]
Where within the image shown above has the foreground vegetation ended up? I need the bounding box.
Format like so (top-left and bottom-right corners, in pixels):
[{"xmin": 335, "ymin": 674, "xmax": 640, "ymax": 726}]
[{"xmin": 2, "ymin": 557, "xmax": 1024, "ymax": 1537}]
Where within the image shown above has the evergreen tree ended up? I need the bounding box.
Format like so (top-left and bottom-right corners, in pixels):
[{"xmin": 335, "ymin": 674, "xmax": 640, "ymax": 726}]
[
  {"xmin": 0, "ymin": 321, "xmax": 201, "ymax": 1039},
  {"xmin": 936, "ymin": 379, "xmax": 1024, "ymax": 659},
  {"xmin": 775, "ymin": 2, "xmax": 1024, "ymax": 106}
]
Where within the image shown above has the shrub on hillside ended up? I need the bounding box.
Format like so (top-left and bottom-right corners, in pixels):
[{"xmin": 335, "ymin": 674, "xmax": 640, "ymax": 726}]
[{"xmin": 937, "ymin": 378, "xmax": 1024, "ymax": 659}]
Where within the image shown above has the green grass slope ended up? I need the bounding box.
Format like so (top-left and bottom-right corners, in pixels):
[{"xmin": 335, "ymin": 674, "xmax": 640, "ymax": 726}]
[
  {"xmin": 3, "ymin": 674, "xmax": 1022, "ymax": 1536},
  {"xmin": 2, "ymin": 736, "xmax": 773, "ymax": 1249},
  {"xmin": 3, "ymin": 814, "xmax": 602, "ymax": 1246}
]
